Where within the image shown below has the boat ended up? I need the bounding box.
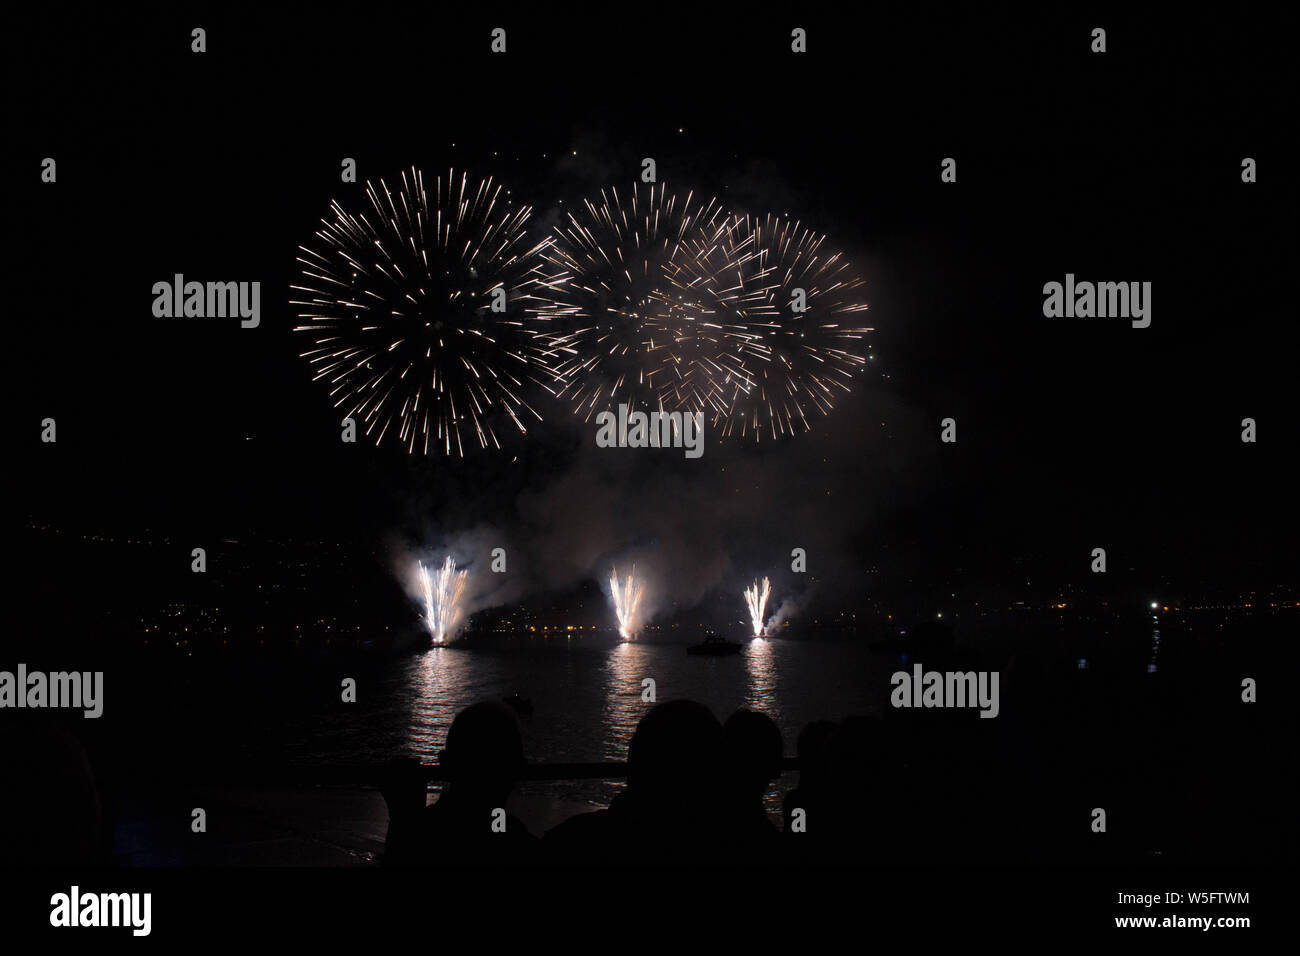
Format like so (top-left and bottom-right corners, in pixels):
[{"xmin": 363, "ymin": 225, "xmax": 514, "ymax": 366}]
[{"xmin": 686, "ymin": 631, "xmax": 744, "ymax": 656}]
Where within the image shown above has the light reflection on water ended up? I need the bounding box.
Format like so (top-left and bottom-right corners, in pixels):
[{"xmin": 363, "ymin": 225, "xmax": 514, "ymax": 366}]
[
  {"xmin": 602, "ymin": 642, "xmax": 647, "ymax": 763},
  {"xmin": 405, "ymin": 647, "xmax": 497, "ymax": 761},
  {"xmin": 401, "ymin": 639, "xmax": 880, "ymax": 766},
  {"xmin": 743, "ymin": 637, "xmax": 781, "ymax": 720}
]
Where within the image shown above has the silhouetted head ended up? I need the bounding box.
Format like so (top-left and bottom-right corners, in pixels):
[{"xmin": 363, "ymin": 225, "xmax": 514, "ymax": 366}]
[
  {"xmin": 627, "ymin": 699, "xmax": 722, "ymax": 801},
  {"xmin": 439, "ymin": 701, "xmax": 525, "ymax": 804},
  {"xmin": 723, "ymin": 708, "xmax": 783, "ymax": 800},
  {"xmin": 792, "ymin": 719, "xmax": 837, "ymax": 787}
]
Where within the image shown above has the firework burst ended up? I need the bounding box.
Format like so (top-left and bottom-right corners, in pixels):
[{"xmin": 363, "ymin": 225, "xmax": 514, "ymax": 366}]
[
  {"xmin": 744, "ymin": 576, "xmax": 772, "ymax": 638},
  {"xmin": 608, "ymin": 564, "xmax": 646, "ymax": 640},
  {"xmin": 532, "ymin": 182, "xmax": 731, "ymax": 420},
  {"xmin": 419, "ymin": 556, "xmax": 468, "ymax": 644},
  {"xmin": 677, "ymin": 213, "xmax": 873, "ymax": 442},
  {"xmin": 290, "ymin": 167, "xmax": 562, "ymax": 456}
]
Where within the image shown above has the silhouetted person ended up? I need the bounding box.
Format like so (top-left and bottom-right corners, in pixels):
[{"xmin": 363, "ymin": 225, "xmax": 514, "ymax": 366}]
[
  {"xmin": 720, "ymin": 708, "xmax": 783, "ymax": 851},
  {"xmin": 782, "ymin": 719, "xmax": 837, "ymax": 842},
  {"xmin": 381, "ymin": 701, "xmax": 534, "ymax": 866},
  {"xmin": 545, "ymin": 699, "xmax": 725, "ymax": 865}
]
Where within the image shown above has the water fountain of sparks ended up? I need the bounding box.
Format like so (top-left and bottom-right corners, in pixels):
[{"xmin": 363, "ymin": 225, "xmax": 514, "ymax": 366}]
[
  {"xmin": 419, "ymin": 557, "xmax": 468, "ymax": 644},
  {"xmin": 609, "ymin": 565, "xmax": 646, "ymax": 640},
  {"xmin": 744, "ymin": 577, "xmax": 771, "ymax": 638}
]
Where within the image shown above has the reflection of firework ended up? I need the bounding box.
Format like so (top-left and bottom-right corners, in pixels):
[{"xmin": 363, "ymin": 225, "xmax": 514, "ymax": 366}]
[
  {"xmin": 533, "ymin": 183, "xmax": 729, "ymax": 420},
  {"xmin": 290, "ymin": 167, "xmax": 561, "ymax": 456},
  {"xmin": 744, "ymin": 576, "xmax": 771, "ymax": 638},
  {"xmin": 705, "ymin": 214, "xmax": 873, "ymax": 442},
  {"xmin": 608, "ymin": 564, "xmax": 646, "ymax": 640},
  {"xmin": 419, "ymin": 557, "xmax": 468, "ymax": 644}
]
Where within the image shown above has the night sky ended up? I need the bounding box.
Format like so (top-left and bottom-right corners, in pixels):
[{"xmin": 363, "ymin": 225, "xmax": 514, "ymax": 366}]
[{"xmin": 13, "ymin": 7, "xmax": 1296, "ymax": 615}]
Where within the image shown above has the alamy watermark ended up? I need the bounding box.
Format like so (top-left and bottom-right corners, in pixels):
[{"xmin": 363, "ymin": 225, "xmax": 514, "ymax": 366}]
[
  {"xmin": 595, "ymin": 404, "xmax": 703, "ymax": 459},
  {"xmin": 1042, "ymin": 274, "xmax": 1151, "ymax": 328},
  {"xmin": 890, "ymin": 663, "xmax": 999, "ymax": 718},
  {"xmin": 50, "ymin": 886, "xmax": 150, "ymax": 936},
  {"xmin": 152, "ymin": 275, "xmax": 260, "ymax": 328},
  {"xmin": 0, "ymin": 664, "xmax": 103, "ymax": 718}
]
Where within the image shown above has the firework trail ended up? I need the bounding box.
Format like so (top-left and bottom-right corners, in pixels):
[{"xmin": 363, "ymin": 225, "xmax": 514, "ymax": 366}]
[
  {"xmin": 649, "ymin": 219, "xmax": 766, "ymax": 421},
  {"xmin": 744, "ymin": 576, "xmax": 772, "ymax": 638},
  {"xmin": 608, "ymin": 564, "xmax": 646, "ymax": 640},
  {"xmin": 419, "ymin": 556, "xmax": 468, "ymax": 644},
  {"xmin": 531, "ymin": 182, "xmax": 732, "ymax": 420},
  {"xmin": 705, "ymin": 214, "xmax": 874, "ymax": 442},
  {"xmin": 290, "ymin": 167, "xmax": 563, "ymax": 456}
]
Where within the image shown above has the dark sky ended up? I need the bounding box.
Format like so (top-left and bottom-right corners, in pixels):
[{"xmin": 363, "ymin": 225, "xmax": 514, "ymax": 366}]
[{"xmin": 13, "ymin": 7, "xmax": 1296, "ymax": 609}]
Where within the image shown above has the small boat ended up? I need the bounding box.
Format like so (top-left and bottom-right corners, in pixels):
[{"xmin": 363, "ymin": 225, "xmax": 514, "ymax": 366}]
[{"xmin": 687, "ymin": 631, "xmax": 744, "ymax": 656}]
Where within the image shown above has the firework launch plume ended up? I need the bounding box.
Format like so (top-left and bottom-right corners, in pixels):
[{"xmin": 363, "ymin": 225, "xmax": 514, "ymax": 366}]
[
  {"xmin": 744, "ymin": 576, "xmax": 772, "ymax": 638},
  {"xmin": 419, "ymin": 556, "xmax": 468, "ymax": 644},
  {"xmin": 608, "ymin": 564, "xmax": 646, "ymax": 640}
]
